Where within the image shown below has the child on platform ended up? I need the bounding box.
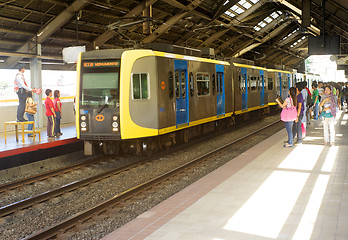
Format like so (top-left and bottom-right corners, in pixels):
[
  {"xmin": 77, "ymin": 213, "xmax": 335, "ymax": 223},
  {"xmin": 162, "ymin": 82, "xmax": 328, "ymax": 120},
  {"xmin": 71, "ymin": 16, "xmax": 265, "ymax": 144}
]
[
  {"xmin": 53, "ymin": 90, "xmax": 63, "ymax": 136},
  {"xmin": 44, "ymin": 89, "xmax": 56, "ymax": 139}
]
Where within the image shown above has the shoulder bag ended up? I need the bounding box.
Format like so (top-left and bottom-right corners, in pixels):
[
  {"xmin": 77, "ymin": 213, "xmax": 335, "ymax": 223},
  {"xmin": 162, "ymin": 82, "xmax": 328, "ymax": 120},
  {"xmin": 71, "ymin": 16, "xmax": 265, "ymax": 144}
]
[
  {"xmin": 280, "ymin": 98, "xmax": 297, "ymax": 122},
  {"xmin": 25, "ymin": 98, "xmax": 37, "ymax": 115}
]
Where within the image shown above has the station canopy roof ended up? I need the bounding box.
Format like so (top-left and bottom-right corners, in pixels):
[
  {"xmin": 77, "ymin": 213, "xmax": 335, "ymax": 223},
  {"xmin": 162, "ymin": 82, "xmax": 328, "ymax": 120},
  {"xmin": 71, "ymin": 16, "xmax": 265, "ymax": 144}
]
[{"xmin": 0, "ymin": 0, "xmax": 347, "ymax": 70}]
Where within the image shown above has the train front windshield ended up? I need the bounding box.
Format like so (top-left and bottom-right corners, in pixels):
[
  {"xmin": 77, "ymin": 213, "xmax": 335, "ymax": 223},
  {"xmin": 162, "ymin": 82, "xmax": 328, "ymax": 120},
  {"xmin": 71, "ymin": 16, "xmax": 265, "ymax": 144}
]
[{"xmin": 80, "ymin": 60, "xmax": 120, "ymax": 107}]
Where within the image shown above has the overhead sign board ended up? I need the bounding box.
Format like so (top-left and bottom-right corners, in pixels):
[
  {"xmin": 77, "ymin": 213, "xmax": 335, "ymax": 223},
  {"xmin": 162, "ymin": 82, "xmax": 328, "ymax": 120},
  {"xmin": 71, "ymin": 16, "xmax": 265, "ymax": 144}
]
[{"xmin": 62, "ymin": 46, "xmax": 86, "ymax": 63}]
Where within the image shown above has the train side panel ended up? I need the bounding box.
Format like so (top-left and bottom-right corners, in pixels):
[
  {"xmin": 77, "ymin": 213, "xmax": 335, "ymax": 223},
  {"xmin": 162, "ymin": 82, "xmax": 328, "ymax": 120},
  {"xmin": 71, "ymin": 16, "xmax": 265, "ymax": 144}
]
[
  {"xmin": 233, "ymin": 66, "xmax": 243, "ymax": 113},
  {"xmin": 120, "ymin": 50, "xmax": 158, "ymax": 139},
  {"xmin": 267, "ymin": 71, "xmax": 277, "ymax": 105},
  {"xmin": 157, "ymin": 57, "xmax": 176, "ymax": 129},
  {"xmin": 189, "ymin": 61, "xmax": 216, "ymax": 121},
  {"xmin": 224, "ymin": 66, "xmax": 233, "ymax": 115}
]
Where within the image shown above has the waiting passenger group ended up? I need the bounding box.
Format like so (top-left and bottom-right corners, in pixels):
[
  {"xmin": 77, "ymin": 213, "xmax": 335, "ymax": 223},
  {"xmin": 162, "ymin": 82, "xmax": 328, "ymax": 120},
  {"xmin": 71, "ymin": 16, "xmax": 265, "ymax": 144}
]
[
  {"xmin": 14, "ymin": 65, "xmax": 63, "ymax": 139},
  {"xmin": 276, "ymin": 80, "xmax": 348, "ymax": 148}
]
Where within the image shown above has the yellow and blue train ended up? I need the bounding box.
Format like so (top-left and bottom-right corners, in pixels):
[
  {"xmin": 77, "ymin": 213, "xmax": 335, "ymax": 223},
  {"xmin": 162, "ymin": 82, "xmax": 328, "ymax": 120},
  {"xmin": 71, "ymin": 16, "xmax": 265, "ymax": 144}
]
[{"xmin": 76, "ymin": 48, "xmax": 316, "ymax": 155}]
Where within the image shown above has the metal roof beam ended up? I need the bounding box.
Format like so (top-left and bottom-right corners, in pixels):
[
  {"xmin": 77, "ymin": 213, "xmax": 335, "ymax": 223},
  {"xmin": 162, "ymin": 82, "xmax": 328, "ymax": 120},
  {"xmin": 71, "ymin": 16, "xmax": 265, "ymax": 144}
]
[
  {"xmin": 4, "ymin": 0, "xmax": 90, "ymax": 68},
  {"xmin": 215, "ymin": 35, "xmax": 242, "ymax": 53},
  {"xmin": 88, "ymin": 0, "xmax": 159, "ymax": 49},
  {"xmin": 233, "ymin": 21, "xmax": 292, "ymax": 57},
  {"xmin": 213, "ymin": 0, "xmax": 239, "ymax": 20},
  {"xmin": 142, "ymin": 0, "xmax": 202, "ymax": 43},
  {"xmin": 278, "ymin": 31, "xmax": 301, "ymax": 47},
  {"xmin": 277, "ymin": 0, "xmax": 320, "ymax": 35},
  {"xmin": 199, "ymin": 0, "xmax": 266, "ymax": 48}
]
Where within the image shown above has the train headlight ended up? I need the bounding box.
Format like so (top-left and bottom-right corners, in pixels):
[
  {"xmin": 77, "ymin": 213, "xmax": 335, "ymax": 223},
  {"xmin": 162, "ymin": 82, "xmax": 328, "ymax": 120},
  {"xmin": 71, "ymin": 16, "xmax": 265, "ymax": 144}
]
[
  {"xmin": 81, "ymin": 115, "xmax": 86, "ymax": 121},
  {"xmin": 112, "ymin": 122, "xmax": 118, "ymax": 128},
  {"xmin": 81, "ymin": 122, "xmax": 87, "ymax": 128},
  {"xmin": 113, "ymin": 127, "xmax": 119, "ymax": 132},
  {"xmin": 113, "ymin": 116, "xmax": 118, "ymax": 121}
]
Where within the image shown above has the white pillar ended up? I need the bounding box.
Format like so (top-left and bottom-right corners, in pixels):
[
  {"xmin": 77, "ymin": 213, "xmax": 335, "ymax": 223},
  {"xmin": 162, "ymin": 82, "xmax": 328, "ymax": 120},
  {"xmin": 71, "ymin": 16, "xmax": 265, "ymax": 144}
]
[{"xmin": 30, "ymin": 49, "xmax": 43, "ymax": 128}]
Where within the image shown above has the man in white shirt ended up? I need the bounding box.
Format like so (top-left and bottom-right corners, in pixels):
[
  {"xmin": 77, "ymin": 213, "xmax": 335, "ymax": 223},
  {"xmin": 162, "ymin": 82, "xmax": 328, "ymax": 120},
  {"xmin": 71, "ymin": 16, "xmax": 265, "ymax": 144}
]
[{"xmin": 14, "ymin": 65, "xmax": 33, "ymax": 122}]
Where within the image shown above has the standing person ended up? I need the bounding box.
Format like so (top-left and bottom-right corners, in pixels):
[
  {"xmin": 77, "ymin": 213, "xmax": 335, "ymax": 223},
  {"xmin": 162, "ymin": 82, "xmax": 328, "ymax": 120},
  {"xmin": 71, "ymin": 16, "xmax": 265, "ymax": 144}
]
[
  {"xmin": 14, "ymin": 65, "xmax": 33, "ymax": 122},
  {"xmin": 318, "ymin": 81, "xmax": 324, "ymax": 103},
  {"xmin": 276, "ymin": 87, "xmax": 297, "ymax": 148},
  {"xmin": 25, "ymin": 91, "xmax": 38, "ymax": 137},
  {"xmin": 53, "ymin": 90, "xmax": 63, "ymax": 136},
  {"xmin": 305, "ymin": 82, "xmax": 312, "ymax": 125},
  {"xmin": 345, "ymin": 83, "xmax": 348, "ymax": 108},
  {"xmin": 292, "ymin": 83, "xmax": 304, "ymax": 144},
  {"xmin": 320, "ymin": 85, "xmax": 338, "ymax": 146},
  {"xmin": 300, "ymin": 82, "xmax": 308, "ymax": 138},
  {"xmin": 44, "ymin": 89, "xmax": 56, "ymax": 139},
  {"xmin": 312, "ymin": 83, "xmax": 320, "ymax": 120}
]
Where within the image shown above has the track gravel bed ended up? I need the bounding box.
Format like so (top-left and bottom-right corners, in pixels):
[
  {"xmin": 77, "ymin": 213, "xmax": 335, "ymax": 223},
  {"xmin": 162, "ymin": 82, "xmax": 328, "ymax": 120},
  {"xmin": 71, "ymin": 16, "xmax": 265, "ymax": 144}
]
[
  {"xmin": 0, "ymin": 156, "xmax": 142, "ymax": 208},
  {"xmin": 0, "ymin": 115, "xmax": 282, "ymax": 240}
]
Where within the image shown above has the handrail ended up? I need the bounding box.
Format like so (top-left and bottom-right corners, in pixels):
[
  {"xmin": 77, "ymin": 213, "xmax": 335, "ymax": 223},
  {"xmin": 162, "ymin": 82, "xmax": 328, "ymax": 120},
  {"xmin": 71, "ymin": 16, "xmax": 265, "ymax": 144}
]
[{"xmin": 0, "ymin": 96, "xmax": 75, "ymax": 103}]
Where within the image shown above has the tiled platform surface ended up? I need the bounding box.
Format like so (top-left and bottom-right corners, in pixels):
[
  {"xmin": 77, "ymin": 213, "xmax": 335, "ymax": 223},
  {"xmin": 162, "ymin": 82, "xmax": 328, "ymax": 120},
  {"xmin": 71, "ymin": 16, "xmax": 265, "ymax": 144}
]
[
  {"xmin": 0, "ymin": 123, "xmax": 77, "ymax": 155},
  {"xmin": 1, "ymin": 123, "xmax": 77, "ymax": 148},
  {"xmin": 103, "ymin": 110, "xmax": 348, "ymax": 240}
]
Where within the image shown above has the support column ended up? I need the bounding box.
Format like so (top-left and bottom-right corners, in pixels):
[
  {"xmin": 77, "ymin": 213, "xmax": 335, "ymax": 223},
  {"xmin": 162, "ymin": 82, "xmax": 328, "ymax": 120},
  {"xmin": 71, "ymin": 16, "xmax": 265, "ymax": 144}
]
[
  {"xmin": 143, "ymin": 5, "xmax": 152, "ymax": 35},
  {"xmin": 30, "ymin": 44, "xmax": 43, "ymax": 129}
]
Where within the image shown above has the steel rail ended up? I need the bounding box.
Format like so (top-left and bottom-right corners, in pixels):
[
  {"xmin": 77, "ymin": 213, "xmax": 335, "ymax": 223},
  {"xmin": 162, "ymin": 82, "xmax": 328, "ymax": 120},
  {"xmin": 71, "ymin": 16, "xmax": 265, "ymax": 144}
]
[
  {"xmin": 23, "ymin": 119, "xmax": 282, "ymax": 240},
  {"xmin": 0, "ymin": 156, "xmax": 107, "ymax": 194},
  {"xmin": 0, "ymin": 156, "xmax": 152, "ymax": 218}
]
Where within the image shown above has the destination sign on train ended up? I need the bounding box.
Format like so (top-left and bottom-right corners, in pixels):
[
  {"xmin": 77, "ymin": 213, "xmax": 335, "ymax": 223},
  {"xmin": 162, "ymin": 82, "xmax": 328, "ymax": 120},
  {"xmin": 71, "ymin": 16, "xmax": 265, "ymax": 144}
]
[{"xmin": 83, "ymin": 61, "xmax": 120, "ymax": 68}]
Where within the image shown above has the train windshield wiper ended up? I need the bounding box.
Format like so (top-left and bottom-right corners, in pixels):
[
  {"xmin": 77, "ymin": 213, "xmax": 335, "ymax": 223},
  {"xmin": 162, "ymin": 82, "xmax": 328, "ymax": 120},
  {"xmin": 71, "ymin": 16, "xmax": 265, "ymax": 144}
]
[{"xmin": 98, "ymin": 96, "xmax": 109, "ymax": 113}]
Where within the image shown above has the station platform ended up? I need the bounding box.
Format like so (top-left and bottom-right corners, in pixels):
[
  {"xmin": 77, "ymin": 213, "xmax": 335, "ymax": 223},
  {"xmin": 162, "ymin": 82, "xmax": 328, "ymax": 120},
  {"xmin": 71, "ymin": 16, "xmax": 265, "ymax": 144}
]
[
  {"xmin": 103, "ymin": 110, "xmax": 348, "ymax": 240},
  {"xmin": 0, "ymin": 123, "xmax": 82, "ymax": 170}
]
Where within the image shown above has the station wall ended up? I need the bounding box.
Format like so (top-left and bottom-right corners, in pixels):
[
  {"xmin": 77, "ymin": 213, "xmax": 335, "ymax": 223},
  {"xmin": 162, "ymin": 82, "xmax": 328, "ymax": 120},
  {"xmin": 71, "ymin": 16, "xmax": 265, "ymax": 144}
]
[{"xmin": 0, "ymin": 102, "xmax": 75, "ymax": 133}]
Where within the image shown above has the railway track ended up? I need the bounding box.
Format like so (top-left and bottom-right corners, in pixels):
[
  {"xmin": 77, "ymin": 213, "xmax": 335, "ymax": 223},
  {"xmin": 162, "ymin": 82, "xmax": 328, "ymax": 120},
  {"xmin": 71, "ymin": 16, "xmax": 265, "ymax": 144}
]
[
  {"xmin": 0, "ymin": 156, "xmax": 107, "ymax": 194},
  {"xmin": 20, "ymin": 119, "xmax": 282, "ymax": 240}
]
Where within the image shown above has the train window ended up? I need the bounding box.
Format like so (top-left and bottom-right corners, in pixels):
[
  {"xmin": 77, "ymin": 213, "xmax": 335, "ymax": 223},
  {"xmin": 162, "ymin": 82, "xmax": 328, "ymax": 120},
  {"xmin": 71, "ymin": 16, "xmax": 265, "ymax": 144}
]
[
  {"xmin": 132, "ymin": 73, "xmax": 149, "ymax": 100},
  {"xmin": 175, "ymin": 70, "xmax": 180, "ymax": 99},
  {"xmin": 197, "ymin": 72, "xmax": 210, "ymax": 96},
  {"xmin": 181, "ymin": 71, "xmax": 186, "ymax": 99},
  {"xmin": 258, "ymin": 76, "xmax": 262, "ymax": 91},
  {"xmin": 212, "ymin": 74, "xmax": 216, "ymax": 95},
  {"xmin": 169, "ymin": 71, "xmax": 174, "ymax": 99},
  {"xmin": 81, "ymin": 72, "xmax": 119, "ymax": 106},
  {"xmin": 250, "ymin": 76, "xmax": 258, "ymax": 91},
  {"xmin": 257, "ymin": 76, "xmax": 260, "ymax": 91},
  {"xmin": 189, "ymin": 72, "xmax": 194, "ymax": 97},
  {"xmin": 276, "ymin": 76, "xmax": 280, "ymax": 92},
  {"xmin": 282, "ymin": 77, "xmax": 287, "ymax": 90},
  {"xmin": 218, "ymin": 72, "xmax": 223, "ymax": 94},
  {"xmin": 239, "ymin": 74, "xmax": 246, "ymax": 92},
  {"xmin": 268, "ymin": 78, "xmax": 273, "ymax": 90}
]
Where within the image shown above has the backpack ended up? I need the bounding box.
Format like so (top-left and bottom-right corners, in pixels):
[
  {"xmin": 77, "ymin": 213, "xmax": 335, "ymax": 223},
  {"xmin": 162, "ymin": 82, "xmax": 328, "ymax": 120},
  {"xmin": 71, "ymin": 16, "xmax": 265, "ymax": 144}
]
[{"xmin": 306, "ymin": 93, "xmax": 313, "ymax": 107}]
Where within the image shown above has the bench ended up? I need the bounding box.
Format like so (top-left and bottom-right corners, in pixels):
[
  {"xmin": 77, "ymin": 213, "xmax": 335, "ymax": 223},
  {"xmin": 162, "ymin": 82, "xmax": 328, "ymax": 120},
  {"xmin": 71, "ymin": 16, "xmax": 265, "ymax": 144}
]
[
  {"xmin": 4, "ymin": 121, "xmax": 40, "ymax": 144},
  {"xmin": 19, "ymin": 129, "xmax": 41, "ymax": 142}
]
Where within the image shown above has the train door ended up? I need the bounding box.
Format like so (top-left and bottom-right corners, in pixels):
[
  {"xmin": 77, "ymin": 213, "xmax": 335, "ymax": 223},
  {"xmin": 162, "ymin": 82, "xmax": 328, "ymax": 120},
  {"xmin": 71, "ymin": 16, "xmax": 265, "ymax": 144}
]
[
  {"xmin": 241, "ymin": 67, "xmax": 248, "ymax": 110},
  {"xmin": 174, "ymin": 60, "xmax": 189, "ymax": 126},
  {"xmin": 287, "ymin": 73, "xmax": 291, "ymax": 89},
  {"xmin": 216, "ymin": 65, "xmax": 225, "ymax": 116},
  {"xmin": 260, "ymin": 70, "xmax": 265, "ymax": 106}
]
